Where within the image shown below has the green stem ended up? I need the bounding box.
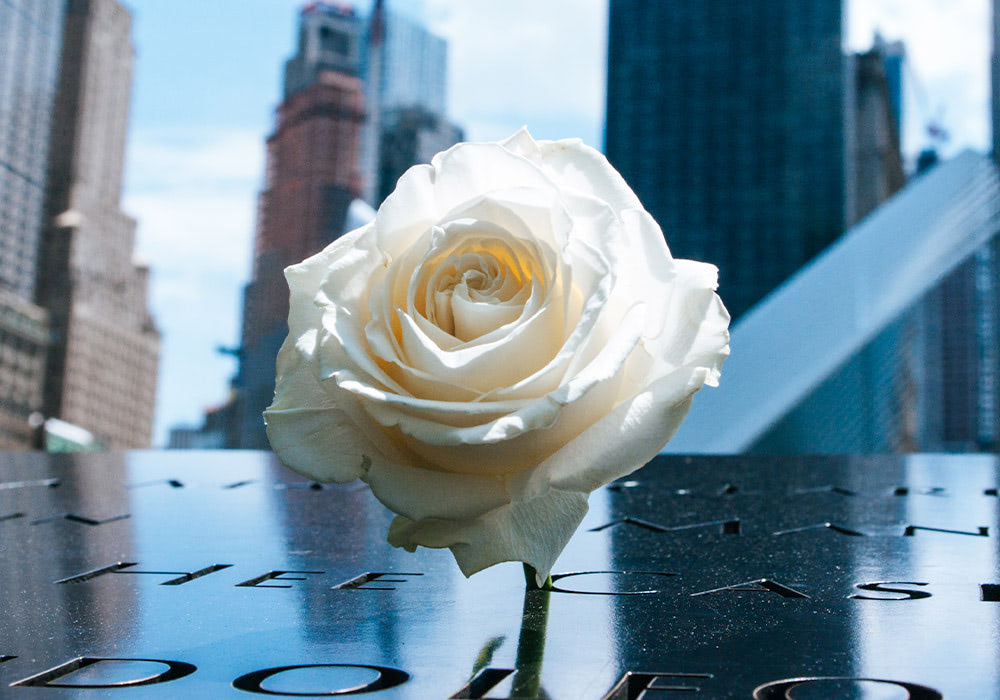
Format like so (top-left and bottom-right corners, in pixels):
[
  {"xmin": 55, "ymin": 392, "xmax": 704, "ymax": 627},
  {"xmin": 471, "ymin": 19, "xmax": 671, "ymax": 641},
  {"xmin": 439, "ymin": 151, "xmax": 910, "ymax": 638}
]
[
  {"xmin": 522, "ymin": 563, "xmax": 553, "ymax": 590},
  {"xmin": 513, "ymin": 567, "xmax": 551, "ymax": 698}
]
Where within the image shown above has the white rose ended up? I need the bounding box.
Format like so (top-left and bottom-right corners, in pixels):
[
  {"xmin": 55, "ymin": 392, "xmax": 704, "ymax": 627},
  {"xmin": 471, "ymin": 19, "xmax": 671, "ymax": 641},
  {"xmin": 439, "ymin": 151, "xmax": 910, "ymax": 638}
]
[{"xmin": 264, "ymin": 129, "xmax": 730, "ymax": 584}]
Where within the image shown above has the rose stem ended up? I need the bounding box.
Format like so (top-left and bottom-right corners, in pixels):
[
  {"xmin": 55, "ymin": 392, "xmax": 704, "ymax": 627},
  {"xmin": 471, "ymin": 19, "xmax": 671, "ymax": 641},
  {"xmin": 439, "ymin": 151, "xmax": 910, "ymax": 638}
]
[
  {"xmin": 522, "ymin": 563, "xmax": 553, "ymax": 591},
  {"xmin": 513, "ymin": 566, "xmax": 551, "ymax": 696}
]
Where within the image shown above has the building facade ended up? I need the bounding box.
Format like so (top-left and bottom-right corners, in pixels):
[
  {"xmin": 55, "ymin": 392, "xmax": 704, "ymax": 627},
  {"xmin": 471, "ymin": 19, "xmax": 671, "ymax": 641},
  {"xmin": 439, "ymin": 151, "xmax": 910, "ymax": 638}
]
[
  {"xmin": 0, "ymin": 0, "xmax": 66, "ymax": 448},
  {"xmin": 377, "ymin": 106, "xmax": 464, "ymax": 204},
  {"xmin": 605, "ymin": 0, "xmax": 848, "ymax": 321},
  {"xmin": 849, "ymin": 47, "xmax": 905, "ymax": 226},
  {"xmin": 36, "ymin": 0, "xmax": 159, "ymax": 449},
  {"xmin": 360, "ymin": 3, "xmax": 454, "ymax": 205},
  {"xmin": 234, "ymin": 3, "xmax": 366, "ymax": 448},
  {"xmin": 0, "ymin": 291, "xmax": 48, "ymax": 449},
  {"xmin": 0, "ymin": 0, "xmax": 65, "ymax": 301}
]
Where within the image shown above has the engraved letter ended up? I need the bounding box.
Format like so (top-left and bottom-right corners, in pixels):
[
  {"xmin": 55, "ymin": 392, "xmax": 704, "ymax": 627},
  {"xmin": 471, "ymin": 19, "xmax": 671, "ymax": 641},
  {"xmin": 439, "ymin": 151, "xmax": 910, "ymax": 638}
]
[
  {"xmin": 753, "ymin": 676, "xmax": 941, "ymax": 699},
  {"xmin": 232, "ymin": 664, "xmax": 408, "ymax": 695},
  {"xmin": 690, "ymin": 578, "xmax": 809, "ymax": 599},
  {"xmin": 11, "ymin": 657, "xmax": 196, "ymax": 688},
  {"xmin": 850, "ymin": 581, "xmax": 930, "ymax": 601},
  {"xmin": 602, "ymin": 671, "xmax": 713, "ymax": 698},
  {"xmin": 332, "ymin": 572, "xmax": 422, "ymax": 590},
  {"xmin": 236, "ymin": 571, "xmax": 324, "ymax": 589},
  {"xmin": 56, "ymin": 562, "xmax": 230, "ymax": 586}
]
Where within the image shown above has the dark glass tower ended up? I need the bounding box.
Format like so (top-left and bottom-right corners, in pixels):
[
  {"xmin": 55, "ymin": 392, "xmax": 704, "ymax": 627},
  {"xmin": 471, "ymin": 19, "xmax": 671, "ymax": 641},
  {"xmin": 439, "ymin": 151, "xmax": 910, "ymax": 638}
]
[{"xmin": 605, "ymin": 0, "xmax": 847, "ymax": 321}]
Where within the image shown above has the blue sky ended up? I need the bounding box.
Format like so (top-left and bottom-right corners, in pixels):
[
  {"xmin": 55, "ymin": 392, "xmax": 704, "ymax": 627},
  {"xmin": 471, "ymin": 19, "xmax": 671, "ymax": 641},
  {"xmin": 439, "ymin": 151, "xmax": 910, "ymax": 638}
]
[{"xmin": 120, "ymin": 0, "xmax": 990, "ymax": 445}]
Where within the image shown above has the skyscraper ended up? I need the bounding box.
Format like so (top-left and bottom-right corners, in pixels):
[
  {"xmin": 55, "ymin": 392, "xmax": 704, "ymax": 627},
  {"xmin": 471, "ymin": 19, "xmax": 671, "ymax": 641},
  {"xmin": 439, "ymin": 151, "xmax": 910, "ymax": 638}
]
[
  {"xmin": 377, "ymin": 106, "xmax": 464, "ymax": 204},
  {"xmin": 605, "ymin": 0, "xmax": 847, "ymax": 321},
  {"xmin": 872, "ymin": 32, "xmax": 904, "ymax": 142},
  {"xmin": 849, "ymin": 45, "xmax": 905, "ymax": 225},
  {"xmin": 359, "ymin": 2, "xmax": 454, "ymax": 205},
  {"xmin": 0, "ymin": 0, "xmax": 65, "ymax": 448},
  {"xmin": 36, "ymin": 0, "xmax": 159, "ymax": 448},
  {"xmin": 234, "ymin": 2, "xmax": 366, "ymax": 448},
  {"xmin": 1, "ymin": 0, "xmax": 65, "ymax": 301}
]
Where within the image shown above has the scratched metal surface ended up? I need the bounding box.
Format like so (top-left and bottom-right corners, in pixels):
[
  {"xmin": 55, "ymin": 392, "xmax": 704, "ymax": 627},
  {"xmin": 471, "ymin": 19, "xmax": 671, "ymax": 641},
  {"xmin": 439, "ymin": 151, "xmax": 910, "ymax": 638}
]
[{"xmin": 0, "ymin": 451, "xmax": 997, "ymax": 698}]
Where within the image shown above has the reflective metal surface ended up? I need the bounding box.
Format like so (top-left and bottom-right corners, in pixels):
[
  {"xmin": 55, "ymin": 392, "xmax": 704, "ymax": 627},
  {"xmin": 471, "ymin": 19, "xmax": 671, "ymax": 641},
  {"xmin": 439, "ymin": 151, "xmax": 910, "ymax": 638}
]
[{"xmin": 0, "ymin": 451, "xmax": 997, "ymax": 698}]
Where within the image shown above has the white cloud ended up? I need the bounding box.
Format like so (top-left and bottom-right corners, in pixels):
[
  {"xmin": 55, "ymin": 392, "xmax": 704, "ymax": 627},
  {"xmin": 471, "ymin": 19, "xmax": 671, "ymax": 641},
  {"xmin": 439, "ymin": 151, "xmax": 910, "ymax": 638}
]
[
  {"xmin": 126, "ymin": 127, "xmax": 265, "ymax": 193},
  {"xmin": 427, "ymin": 0, "xmax": 608, "ymax": 148}
]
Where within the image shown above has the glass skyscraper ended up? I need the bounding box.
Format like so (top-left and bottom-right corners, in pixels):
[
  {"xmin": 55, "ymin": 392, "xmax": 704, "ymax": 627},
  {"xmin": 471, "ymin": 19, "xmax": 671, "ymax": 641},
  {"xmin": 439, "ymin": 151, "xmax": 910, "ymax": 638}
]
[
  {"xmin": 0, "ymin": 0, "xmax": 65, "ymax": 448},
  {"xmin": 605, "ymin": 0, "xmax": 847, "ymax": 321},
  {"xmin": 359, "ymin": 4, "xmax": 452, "ymax": 205},
  {"xmin": 0, "ymin": 0, "xmax": 65, "ymax": 300},
  {"xmin": 376, "ymin": 9, "xmax": 446, "ymax": 115}
]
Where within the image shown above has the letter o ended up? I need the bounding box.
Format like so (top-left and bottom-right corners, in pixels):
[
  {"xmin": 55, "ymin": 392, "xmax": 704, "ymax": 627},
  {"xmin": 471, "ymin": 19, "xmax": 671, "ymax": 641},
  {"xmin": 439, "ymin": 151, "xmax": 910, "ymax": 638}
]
[{"xmin": 232, "ymin": 664, "xmax": 409, "ymax": 696}]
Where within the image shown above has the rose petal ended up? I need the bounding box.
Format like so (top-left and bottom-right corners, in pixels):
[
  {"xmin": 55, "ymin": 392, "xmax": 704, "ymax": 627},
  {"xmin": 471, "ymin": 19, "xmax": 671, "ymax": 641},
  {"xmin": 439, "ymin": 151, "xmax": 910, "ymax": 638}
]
[
  {"xmin": 334, "ymin": 370, "xmax": 532, "ymax": 428},
  {"xmin": 430, "ymin": 142, "xmax": 560, "ymax": 219},
  {"xmin": 265, "ymin": 332, "xmax": 387, "ymax": 483},
  {"xmin": 363, "ymin": 303, "xmax": 645, "ymax": 475},
  {"xmin": 364, "ymin": 454, "xmax": 514, "ymax": 522},
  {"xmin": 640, "ymin": 259, "xmax": 731, "ymax": 384},
  {"xmin": 451, "ymin": 288, "xmax": 524, "ymax": 341},
  {"xmin": 391, "ymin": 284, "xmax": 566, "ymax": 394},
  {"xmin": 375, "ymin": 163, "xmax": 438, "ymax": 257},
  {"xmin": 511, "ymin": 365, "xmax": 716, "ymax": 502},
  {"xmin": 537, "ymin": 138, "xmax": 644, "ymax": 214},
  {"xmin": 386, "ymin": 487, "xmax": 589, "ymax": 583}
]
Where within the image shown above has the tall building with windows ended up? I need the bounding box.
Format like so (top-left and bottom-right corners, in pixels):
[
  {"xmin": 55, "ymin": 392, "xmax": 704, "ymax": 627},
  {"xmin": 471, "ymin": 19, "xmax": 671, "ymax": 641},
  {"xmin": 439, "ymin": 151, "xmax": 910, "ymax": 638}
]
[
  {"xmin": 605, "ymin": 0, "xmax": 848, "ymax": 321},
  {"xmin": 377, "ymin": 105, "xmax": 464, "ymax": 204},
  {"xmin": 374, "ymin": 7, "xmax": 446, "ymax": 115},
  {"xmin": 36, "ymin": 0, "xmax": 159, "ymax": 448},
  {"xmin": 1, "ymin": 0, "xmax": 65, "ymax": 301},
  {"xmin": 233, "ymin": 2, "xmax": 366, "ymax": 448},
  {"xmin": 226, "ymin": 1, "xmax": 460, "ymax": 449},
  {"xmin": 360, "ymin": 1, "xmax": 457, "ymax": 205},
  {"xmin": 0, "ymin": 0, "xmax": 65, "ymax": 448}
]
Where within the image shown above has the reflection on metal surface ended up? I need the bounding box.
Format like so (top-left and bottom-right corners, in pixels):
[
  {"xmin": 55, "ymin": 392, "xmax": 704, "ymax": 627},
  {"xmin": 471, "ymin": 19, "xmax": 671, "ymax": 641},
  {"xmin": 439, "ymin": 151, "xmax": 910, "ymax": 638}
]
[{"xmin": 0, "ymin": 452, "xmax": 997, "ymax": 697}]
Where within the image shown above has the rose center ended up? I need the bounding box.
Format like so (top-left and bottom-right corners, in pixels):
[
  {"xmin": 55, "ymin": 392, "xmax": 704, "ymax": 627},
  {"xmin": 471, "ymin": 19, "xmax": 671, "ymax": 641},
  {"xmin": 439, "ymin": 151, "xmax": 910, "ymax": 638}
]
[{"xmin": 424, "ymin": 246, "xmax": 530, "ymax": 342}]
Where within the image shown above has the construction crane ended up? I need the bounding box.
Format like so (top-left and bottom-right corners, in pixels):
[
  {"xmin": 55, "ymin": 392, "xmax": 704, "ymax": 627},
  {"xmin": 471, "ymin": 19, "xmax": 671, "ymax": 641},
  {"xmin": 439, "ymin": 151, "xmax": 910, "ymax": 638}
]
[{"xmin": 902, "ymin": 49, "xmax": 950, "ymax": 149}]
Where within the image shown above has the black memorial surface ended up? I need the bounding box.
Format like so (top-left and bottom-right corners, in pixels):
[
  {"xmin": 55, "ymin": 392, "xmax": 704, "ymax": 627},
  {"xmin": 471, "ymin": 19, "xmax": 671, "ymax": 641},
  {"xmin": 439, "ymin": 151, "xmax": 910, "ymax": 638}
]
[{"xmin": 0, "ymin": 451, "xmax": 997, "ymax": 698}]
